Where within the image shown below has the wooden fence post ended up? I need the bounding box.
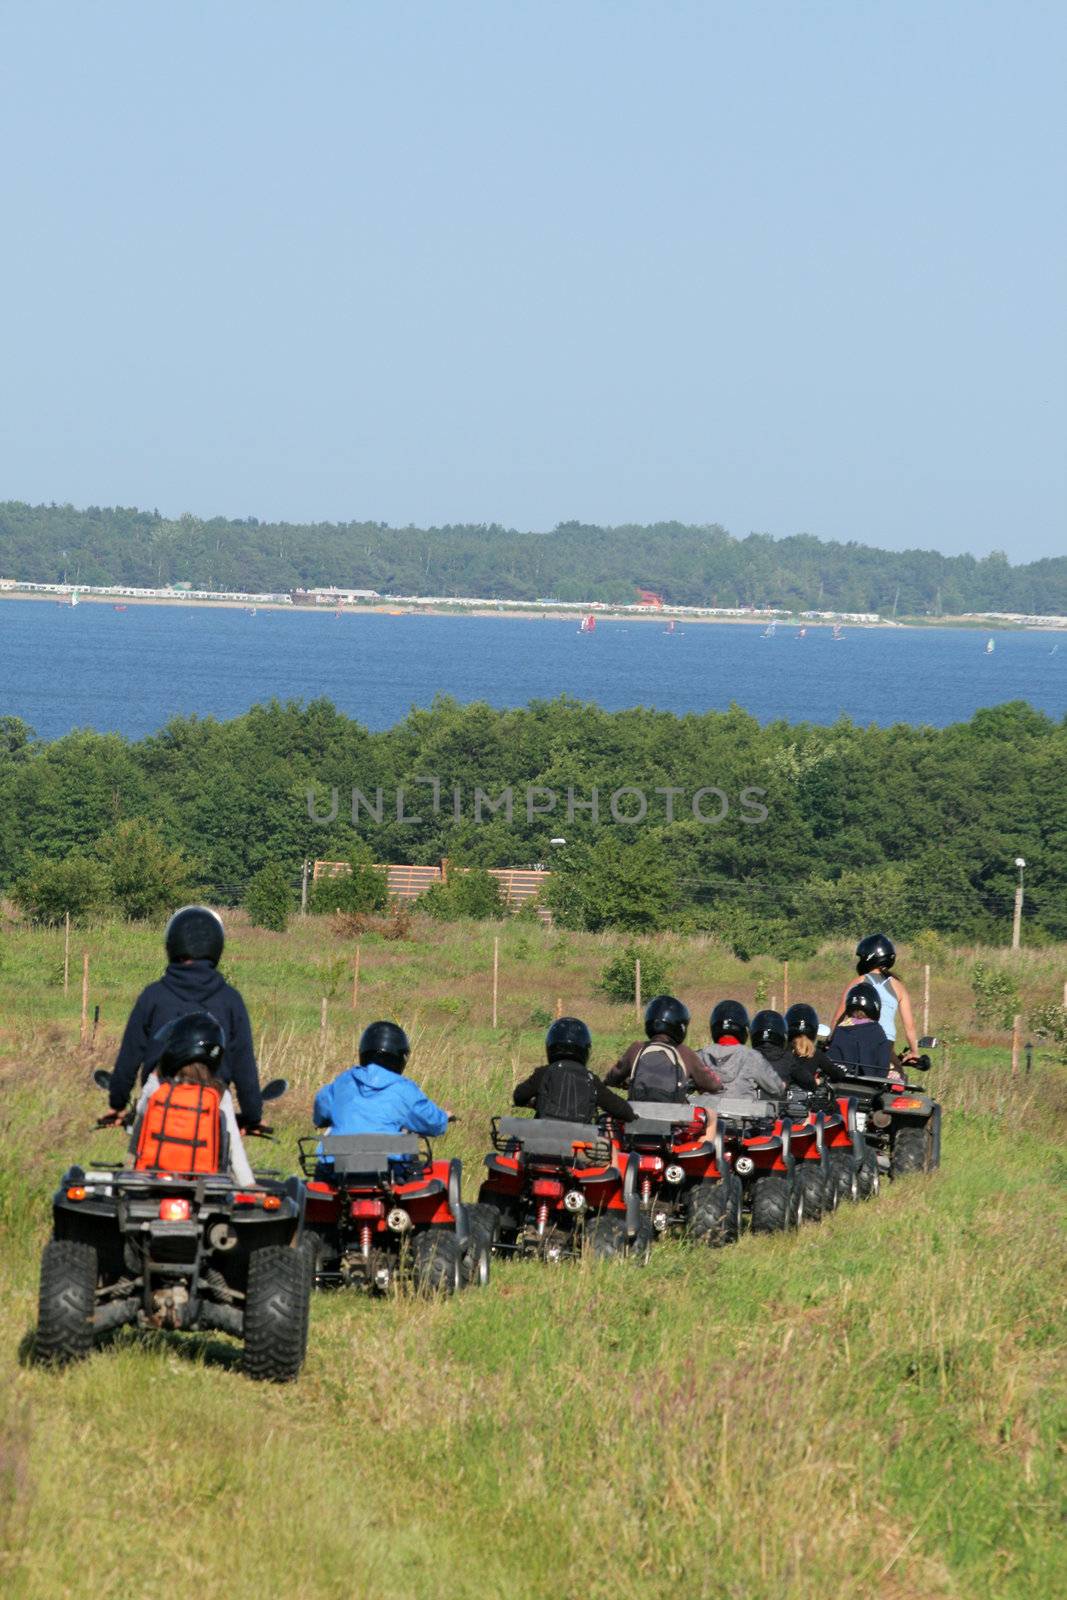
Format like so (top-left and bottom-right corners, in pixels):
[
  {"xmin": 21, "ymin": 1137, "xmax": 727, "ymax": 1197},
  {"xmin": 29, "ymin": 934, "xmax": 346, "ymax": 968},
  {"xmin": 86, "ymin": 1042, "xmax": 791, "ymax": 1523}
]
[
  {"xmin": 63, "ymin": 912, "xmax": 71, "ymax": 994},
  {"xmin": 80, "ymin": 952, "xmax": 89, "ymax": 1044},
  {"xmin": 351, "ymin": 943, "xmax": 361, "ymax": 1010},
  {"xmin": 782, "ymin": 960, "xmax": 789, "ymax": 1013},
  {"xmin": 555, "ymin": 995, "xmax": 562, "ymax": 1019},
  {"xmin": 301, "ymin": 858, "xmax": 309, "ymax": 915},
  {"xmin": 492, "ymin": 936, "xmax": 499, "ymax": 1029},
  {"xmin": 923, "ymin": 963, "xmax": 930, "ymax": 1036},
  {"xmin": 1010, "ymin": 1013, "xmax": 1021, "ymax": 1078},
  {"xmin": 634, "ymin": 959, "xmax": 642, "ymax": 1023}
]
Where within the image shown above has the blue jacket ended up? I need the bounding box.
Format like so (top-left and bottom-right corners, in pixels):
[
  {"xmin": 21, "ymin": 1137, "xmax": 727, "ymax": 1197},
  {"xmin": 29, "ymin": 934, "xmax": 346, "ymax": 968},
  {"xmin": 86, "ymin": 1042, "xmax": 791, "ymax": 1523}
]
[
  {"xmin": 110, "ymin": 961, "xmax": 261, "ymax": 1124},
  {"xmin": 313, "ymin": 1062, "xmax": 449, "ymax": 1137}
]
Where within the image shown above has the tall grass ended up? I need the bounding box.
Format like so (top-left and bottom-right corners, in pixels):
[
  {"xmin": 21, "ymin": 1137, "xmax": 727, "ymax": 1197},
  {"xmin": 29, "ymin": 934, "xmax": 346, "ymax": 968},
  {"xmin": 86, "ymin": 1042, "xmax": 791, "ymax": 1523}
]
[{"xmin": 0, "ymin": 919, "xmax": 1064, "ymax": 1598}]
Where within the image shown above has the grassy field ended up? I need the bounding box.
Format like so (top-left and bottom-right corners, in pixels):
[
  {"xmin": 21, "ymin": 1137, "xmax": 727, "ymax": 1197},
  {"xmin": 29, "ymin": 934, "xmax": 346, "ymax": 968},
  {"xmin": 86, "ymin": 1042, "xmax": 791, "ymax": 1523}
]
[{"xmin": 1, "ymin": 914, "xmax": 1065, "ymax": 1599}]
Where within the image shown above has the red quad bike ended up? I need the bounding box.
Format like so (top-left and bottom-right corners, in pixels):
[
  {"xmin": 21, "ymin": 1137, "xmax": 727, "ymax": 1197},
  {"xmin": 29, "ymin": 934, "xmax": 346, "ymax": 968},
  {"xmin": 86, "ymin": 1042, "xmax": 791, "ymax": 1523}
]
[
  {"xmin": 35, "ymin": 1072, "xmax": 311, "ymax": 1382},
  {"xmin": 477, "ymin": 1114, "xmax": 645, "ymax": 1261},
  {"xmin": 829, "ymin": 1039, "xmax": 941, "ymax": 1181},
  {"xmin": 777, "ymin": 1102, "xmax": 837, "ymax": 1223},
  {"xmin": 613, "ymin": 1101, "xmax": 742, "ymax": 1247},
  {"xmin": 690, "ymin": 1094, "xmax": 811, "ymax": 1233},
  {"xmin": 299, "ymin": 1132, "xmax": 491, "ymax": 1295}
]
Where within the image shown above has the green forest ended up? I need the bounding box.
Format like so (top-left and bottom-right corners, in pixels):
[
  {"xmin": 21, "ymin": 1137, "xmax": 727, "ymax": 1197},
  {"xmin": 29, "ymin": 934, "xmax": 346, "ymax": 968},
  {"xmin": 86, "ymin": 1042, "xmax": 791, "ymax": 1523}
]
[
  {"xmin": 1, "ymin": 696, "xmax": 1063, "ymax": 948},
  {"xmin": 2, "ymin": 501, "xmax": 1064, "ymax": 614}
]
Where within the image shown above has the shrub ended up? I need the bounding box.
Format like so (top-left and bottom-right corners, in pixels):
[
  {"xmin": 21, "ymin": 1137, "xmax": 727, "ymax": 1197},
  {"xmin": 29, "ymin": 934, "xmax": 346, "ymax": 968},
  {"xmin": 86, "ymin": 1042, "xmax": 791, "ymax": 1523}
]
[
  {"xmin": 310, "ymin": 847, "xmax": 388, "ymax": 915},
  {"xmin": 95, "ymin": 818, "xmax": 194, "ymax": 921},
  {"xmin": 971, "ymin": 962, "xmax": 1020, "ymax": 1030},
  {"xmin": 245, "ymin": 862, "xmax": 294, "ymax": 932},
  {"xmin": 420, "ymin": 868, "xmax": 503, "ymax": 922},
  {"xmin": 13, "ymin": 853, "xmax": 110, "ymax": 925},
  {"xmin": 1028, "ymin": 1002, "xmax": 1067, "ymax": 1065},
  {"xmin": 597, "ymin": 943, "xmax": 672, "ymax": 1005}
]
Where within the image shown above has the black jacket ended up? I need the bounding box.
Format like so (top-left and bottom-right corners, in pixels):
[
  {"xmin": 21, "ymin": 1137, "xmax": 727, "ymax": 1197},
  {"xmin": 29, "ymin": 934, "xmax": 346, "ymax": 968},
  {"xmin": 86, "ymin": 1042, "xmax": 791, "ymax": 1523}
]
[
  {"xmin": 512, "ymin": 1062, "xmax": 635, "ymax": 1123},
  {"xmin": 110, "ymin": 961, "xmax": 262, "ymax": 1123},
  {"xmin": 826, "ymin": 1020, "xmax": 892, "ymax": 1076},
  {"xmin": 756, "ymin": 1040, "xmax": 818, "ymax": 1093}
]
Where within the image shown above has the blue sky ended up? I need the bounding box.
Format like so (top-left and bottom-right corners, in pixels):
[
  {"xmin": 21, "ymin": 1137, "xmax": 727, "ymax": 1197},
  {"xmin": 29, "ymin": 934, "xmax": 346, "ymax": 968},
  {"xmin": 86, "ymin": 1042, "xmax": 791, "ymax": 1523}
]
[{"xmin": 0, "ymin": 1, "xmax": 1063, "ymax": 559}]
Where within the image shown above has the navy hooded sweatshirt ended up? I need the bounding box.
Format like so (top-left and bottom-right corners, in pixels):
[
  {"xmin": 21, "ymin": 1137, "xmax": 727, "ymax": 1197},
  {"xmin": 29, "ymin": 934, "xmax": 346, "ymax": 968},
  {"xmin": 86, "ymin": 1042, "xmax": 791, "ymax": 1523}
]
[{"xmin": 109, "ymin": 960, "xmax": 262, "ymax": 1123}]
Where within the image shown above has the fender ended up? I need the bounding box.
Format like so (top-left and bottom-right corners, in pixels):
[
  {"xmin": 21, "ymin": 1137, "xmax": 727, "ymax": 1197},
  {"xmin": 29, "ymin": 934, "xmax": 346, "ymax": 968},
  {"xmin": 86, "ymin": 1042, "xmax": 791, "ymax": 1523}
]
[
  {"xmin": 622, "ymin": 1152, "xmax": 642, "ymax": 1239},
  {"xmin": 447, "ymin": 1159, "xmax": 469, "ymax": 1245}
]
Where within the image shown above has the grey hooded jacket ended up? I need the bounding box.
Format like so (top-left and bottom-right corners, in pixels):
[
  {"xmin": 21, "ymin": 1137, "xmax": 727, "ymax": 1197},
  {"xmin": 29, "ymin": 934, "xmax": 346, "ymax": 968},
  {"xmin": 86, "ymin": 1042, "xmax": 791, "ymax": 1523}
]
[{"xmin": 696, "ymin": 1041, "xmax": 786, "ymax": 1100}]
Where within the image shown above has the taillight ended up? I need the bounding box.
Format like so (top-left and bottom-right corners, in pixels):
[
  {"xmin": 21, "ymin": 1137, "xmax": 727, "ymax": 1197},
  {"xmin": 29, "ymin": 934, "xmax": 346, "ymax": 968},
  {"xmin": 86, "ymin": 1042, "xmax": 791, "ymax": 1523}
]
[
  {"xmin": 158, "ymin": 1198, "xmax": 191, "ymax": 1222},
  {"xmin": 531, "ymin": 1178, "xmax": 564, "ymax": 1199},
  {"xmin": 262, "ymin": 1194, "xmax": 282, "ymax": 1211},
  {"xmin": 350, "ymin": 1199, "xmax": 385, "ymax": 1219},
  {"xmin": 66, "ymin": 1186, "xmax": 87, "ymax": 1202},
  {"xmin": 892, "ymin": 1098, "xmax": 924, "ymax": 1110}
]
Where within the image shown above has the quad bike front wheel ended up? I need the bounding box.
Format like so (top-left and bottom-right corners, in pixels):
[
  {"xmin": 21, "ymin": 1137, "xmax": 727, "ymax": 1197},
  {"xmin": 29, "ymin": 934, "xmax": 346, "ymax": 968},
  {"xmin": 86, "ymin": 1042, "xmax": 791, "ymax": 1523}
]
[
  {"xmin": 413, "ymin": 1229, "xmax": 463, "ymax": 1295},
  {"xmin": 36, "ymin": 1239, "xmax": 97, "ymax": 1368},
  {"xmin": 584, "ymin": 1214, "xmax": 628, "ymax": 1260},
  {"xmin": 828, "ymin": 1152, "xmax": 859, "ymax": 1206},
  {"xmin": 797, "ymin": 1161, "xmax": 828, "ymax": 1223},
  {"xmin": 242, "ymin": 1245, "xmax": 312, "ymax": 1383},
  {"xmin": 891, "ymin": 1125, "xmax": 931, "ymax": 1177},
  {"xmin": 750, "ymin": 1173, "xmax": 793, "ymax": 1233},
  {"xmin": 856, "ymin": 1147, "xmax": 880, "ymax": 1200}
]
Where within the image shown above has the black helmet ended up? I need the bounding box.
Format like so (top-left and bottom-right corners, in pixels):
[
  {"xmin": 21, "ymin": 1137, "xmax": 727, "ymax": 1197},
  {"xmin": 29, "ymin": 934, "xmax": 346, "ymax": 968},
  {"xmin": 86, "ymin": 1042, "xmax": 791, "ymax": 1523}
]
[
  {"xmin": 644, "ymin": 995, "xmax": 690, "ymax": 1045},
  {"xmin": 856, "ymin": 933, "xmax": 895, "ymax": 975},
  {"xmin": 710, "ymin": 999, "xmax": 750, "ymax": 1044},
  {"xmin": 359, "ymin": 1020, "xmax": 411, "ymax": 1074},
  {"xmin": 545, "ymin": 1016, "xmax": 592, "ymax": 1066},
  {"xmin": 785, "ymin": 1003, "xmax": 819, "ymax": 1041},
  {"xmin": 157, "ymin": 1011, "xmax": 225, "ymax": 1077},
  {"xmin": 751, "ymin": 1009, "xmax": 787, "ymax": 1049},
  {"xmin": 845, "ymin": 982, "xmax": 881, "ymax": 1021},
  {"xmin": 165, "ymin": 905, "xmax": 225, "ymax": 966}
]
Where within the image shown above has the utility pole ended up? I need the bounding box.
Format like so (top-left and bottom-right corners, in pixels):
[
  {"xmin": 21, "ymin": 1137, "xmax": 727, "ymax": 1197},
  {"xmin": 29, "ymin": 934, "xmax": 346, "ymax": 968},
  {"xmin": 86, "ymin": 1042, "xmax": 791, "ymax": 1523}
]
[{"xmin": 1012, "ymin": 857, "xmax": 1025, "ymax": 950}]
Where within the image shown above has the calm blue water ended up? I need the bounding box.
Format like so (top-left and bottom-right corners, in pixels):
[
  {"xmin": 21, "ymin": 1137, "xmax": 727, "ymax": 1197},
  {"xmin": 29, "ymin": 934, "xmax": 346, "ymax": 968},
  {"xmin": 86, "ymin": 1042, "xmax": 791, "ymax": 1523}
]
[{"xmin": 0, "ymin": 602, "xmax": 1063, "ymax": 740}]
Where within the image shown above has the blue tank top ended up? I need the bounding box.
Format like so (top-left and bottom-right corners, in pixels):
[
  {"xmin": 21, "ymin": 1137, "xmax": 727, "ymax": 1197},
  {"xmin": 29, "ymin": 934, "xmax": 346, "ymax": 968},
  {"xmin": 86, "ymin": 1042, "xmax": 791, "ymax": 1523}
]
[{"xmin": 864, "ymin": 972, "xmax": 899, "ymax": 1043}]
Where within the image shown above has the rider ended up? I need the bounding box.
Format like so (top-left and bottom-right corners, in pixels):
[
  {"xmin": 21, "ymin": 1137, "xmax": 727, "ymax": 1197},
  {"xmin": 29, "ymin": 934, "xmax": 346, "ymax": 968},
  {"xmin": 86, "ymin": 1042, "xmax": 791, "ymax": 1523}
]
[
  {"xmin": 126, "ymin": 1011, "xmax": 256, "ymax": 1187},
  {"xmin": 103, "ymin": 906, "xmax": 264, "ymax": 1131},
  {"xmin": 698, "ymin": 1000, "xmax": 787, "ymax": 1099},
  {"xmin": 831, "ymin": 934, "xmax": 919, "ymax": 1062},
  {"xmin": 313, "ymin": 1021, "xmax": 451, "ymax": 1137},
  {"xmin": 784, "ymin": 1002, "xmax": 843, "ymax": 1088},
  {"xmin": 605, "ymin": 995, "xmax": 724, "ymax": 1100},
  {"xmin": 514, "ymin": 1017, "xmax": 635, "ymax": 1123},
  {"xmin": 826, "ymin": 984, "xmax": 895, "ymax": 1075}
]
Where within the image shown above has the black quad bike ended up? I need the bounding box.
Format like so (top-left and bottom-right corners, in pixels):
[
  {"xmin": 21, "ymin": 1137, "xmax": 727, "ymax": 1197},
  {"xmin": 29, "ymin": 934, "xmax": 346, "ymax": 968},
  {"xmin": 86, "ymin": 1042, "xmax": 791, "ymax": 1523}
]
[
  {"xmin": 35, "ymin": 1073, "xmax": 311, "ymax": 1382},
  {"xmin": 830, "ymin": 1039, "xmax": 941, "ymax": 1180},
  {"xmin": 299, "ymin": 1132, "xmax": 492, "ymax": 1295}
]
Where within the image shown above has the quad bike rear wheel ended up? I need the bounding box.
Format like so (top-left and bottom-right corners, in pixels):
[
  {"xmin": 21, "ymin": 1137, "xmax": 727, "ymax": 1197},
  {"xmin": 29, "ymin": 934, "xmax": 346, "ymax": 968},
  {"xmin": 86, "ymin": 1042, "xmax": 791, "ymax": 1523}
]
[
  {"xmin": 460, "ymin": 1204, "xmax": 498, "ymax": 1287},
  {"xmin": 856, "ymin": 1146, "xmax": 880, "ymax": 1200},
  {"xmin": 751, "ymin": 1173, "xmax": 793, "ymax": 1233},
  {"xmin": 797, "ymin": 1161, "xmax": 828, "ymax": 1223},
  {"xmin": 242, "ymin": 1245, "xmax": 312, "ymax": 1383},
  {"xmin": 584, "ymin": 1214, "xmax": 628, "ymax": 1260},
  {"xmin": 891, "ymin": 1125, "xmax": 930, "ymax": 1177},
  {"xmin": 413, "ymin": 1229, "xmax": 463, "ymax": 1295},
  {"xmin": 685, "ymin": 1177, "xmax": 741, "ymax": 1247},
  {"xmin": 36, "ymin": 1239, "xmax": 97, "ymax": 1367},
  {"xmin": 829, "ymin": 1152, "xmax": 859, "ymax": 1206}
]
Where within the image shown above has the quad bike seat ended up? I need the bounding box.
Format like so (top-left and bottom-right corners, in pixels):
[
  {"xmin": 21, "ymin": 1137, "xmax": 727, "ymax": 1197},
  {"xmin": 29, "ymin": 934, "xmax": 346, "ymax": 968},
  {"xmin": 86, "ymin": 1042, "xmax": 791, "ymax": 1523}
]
[
  {"xmin": 689, "ymin": 1094, "xmax": 778, "ymax": 1123},
  {"xmin": 626, "ymin": 1101, "xmax": 714, "ymax": 1139}
]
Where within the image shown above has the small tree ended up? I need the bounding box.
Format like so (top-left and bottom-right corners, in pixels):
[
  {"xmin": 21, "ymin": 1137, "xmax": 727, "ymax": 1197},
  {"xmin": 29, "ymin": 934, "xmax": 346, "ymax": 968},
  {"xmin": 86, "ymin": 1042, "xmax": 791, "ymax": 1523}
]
[
  {"xmin": 14, "ymin": 853, "xmax": 111, "ymax": 925},
  {"xmin": 95, "ymin": 818, "xmax": 194, "ymax": 921},
  {"xmin": 245, "ymin": 862, "xmax": 295, "ymax": 932},
  {"xmin": 971, "ymin": 962, "xmax": 1020, "ymax": 1030},
  {"xmin": 1028, "ymin": 1002, "xmax": 1067, "ymax": 1065},
  {"xmin": 310, "ymin": 845, "xmax": 388, "ymax": 915},
  {"xmin": 420, "ymin": 868, "xmax": 504, "ymax": 922},
  {"xmin": 597, "ymin": 943, "xmax": 672, "ymax": 1005}
]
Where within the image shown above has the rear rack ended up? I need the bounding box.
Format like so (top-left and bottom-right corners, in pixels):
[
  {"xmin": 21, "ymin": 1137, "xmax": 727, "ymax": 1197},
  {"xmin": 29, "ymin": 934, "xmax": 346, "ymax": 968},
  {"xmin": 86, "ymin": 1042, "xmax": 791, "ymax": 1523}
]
[
  {"xmin": 490, "ymin": 1115, "xmax": 612, "ymax": 1168},
  {"xmin": 298, "ymin": 1133, "xmax": 433, "ymax": 1179}
]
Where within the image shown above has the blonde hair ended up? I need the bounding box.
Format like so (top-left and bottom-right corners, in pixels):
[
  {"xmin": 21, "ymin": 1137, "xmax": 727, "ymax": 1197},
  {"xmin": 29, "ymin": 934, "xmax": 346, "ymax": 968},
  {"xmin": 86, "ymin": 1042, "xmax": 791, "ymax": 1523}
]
[{"xmin": 792, "ymin": 1035, "xmax": 815, "ymax": 1059}]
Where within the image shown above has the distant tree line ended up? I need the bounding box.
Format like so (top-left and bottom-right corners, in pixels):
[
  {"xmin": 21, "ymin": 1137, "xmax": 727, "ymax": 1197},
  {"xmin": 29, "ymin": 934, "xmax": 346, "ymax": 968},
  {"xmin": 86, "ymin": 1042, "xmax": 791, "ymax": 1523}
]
[
  {"xmin": 0, "ymin": 696, "xmax": 1063, "ymax": 949},
  {"xmin": 1, "ymin": 501, "xmax": 1064, "ymax": 615}
]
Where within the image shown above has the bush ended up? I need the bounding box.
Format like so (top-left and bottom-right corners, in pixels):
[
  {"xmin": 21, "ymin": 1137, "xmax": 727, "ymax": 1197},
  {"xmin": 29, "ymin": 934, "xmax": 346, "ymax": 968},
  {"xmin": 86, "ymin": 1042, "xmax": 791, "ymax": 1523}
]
[
  {"xmin": 1028, "ymin": 1002, "xmax": 1067, "ymax": 1065},
  {"xmin": 310, "ymin": 847, "xmax": 388, "ymax": 915},
  {"xmin": 420, "ymin": 868, "xmax": 504, "ymax": 922},
  {"xmin": 597, "ymin": 943, "xmax": 672, "ymax": 1005},
  {"xmin": 971, "ymin": 962, "xmax": 1021, "ymax": 1030},
  {"xmin": 245, "ymin": 862, "xmax": 294, "ymax": 932},
  {"xmin": 95, "ymin": 818, "xmax": 193, "ymax": 921},
  {"xmin": 13, "ymin": 853, "xmax": 110, "ymax": 925}
]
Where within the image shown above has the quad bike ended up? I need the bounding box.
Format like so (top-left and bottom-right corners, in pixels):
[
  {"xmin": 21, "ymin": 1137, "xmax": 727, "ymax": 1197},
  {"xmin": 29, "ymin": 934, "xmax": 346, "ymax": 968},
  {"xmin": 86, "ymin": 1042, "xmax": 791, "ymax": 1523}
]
[
  {"xmin": 35, "ymin": 1072, "xmax": 310, "ymax": 1382},
  {"xmin": 690, "ymin": 1094, "xmax": 809, "ymax": 1233},
  {"xmin": 777, "ymin": 1103, "xmax": 836, "ymax": 1223},
  {"xmin": 477, "ymin": 1114, "xmax": 646, "ymax": 1261},
  {"xmin": 829, "ymin": 1039, "xmax": 941, "ymax": 1180},
  {"xmin": 612, "ymin": 1101, "xmax": 741, "ymax": 1247},
  {"xmin": 299, "ymin": 1131, "xmax": 491, "ymax": 1295}
]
